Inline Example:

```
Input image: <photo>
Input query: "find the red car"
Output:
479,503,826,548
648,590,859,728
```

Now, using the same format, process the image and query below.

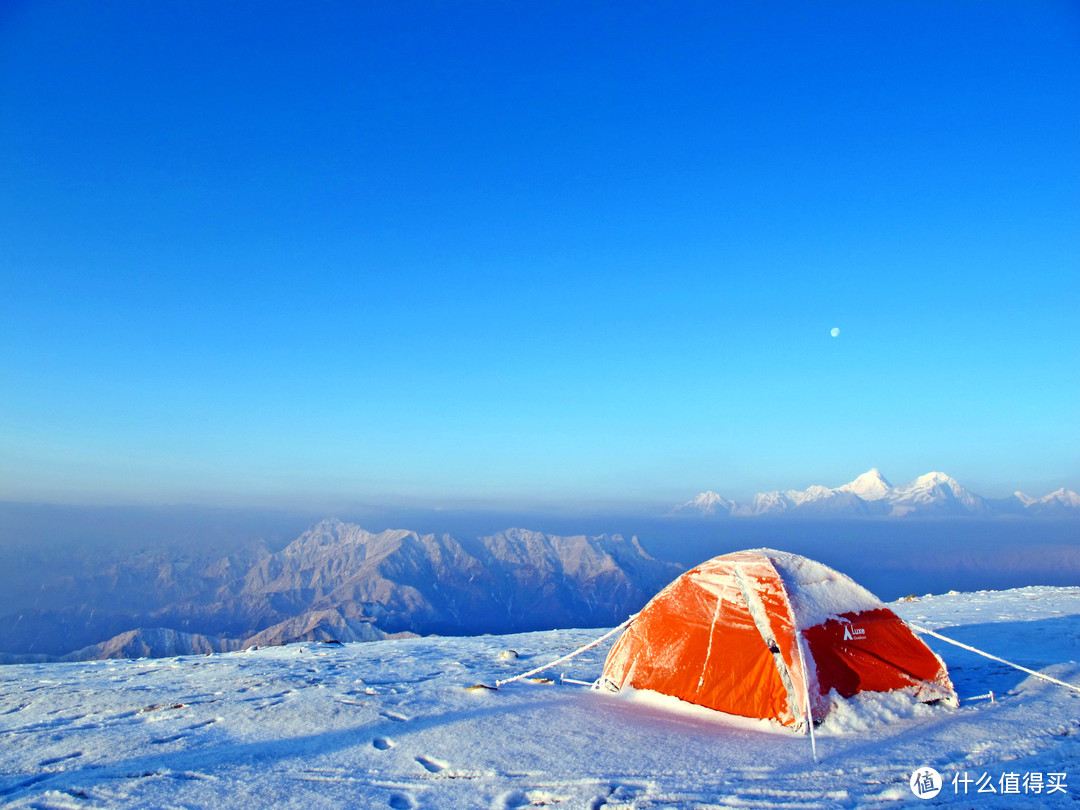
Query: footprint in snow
415,755,448,774
372,737,394,750
498,788,570,808
497,790,530,808
388,794,416,809
150,734,186,745
39,751,83,767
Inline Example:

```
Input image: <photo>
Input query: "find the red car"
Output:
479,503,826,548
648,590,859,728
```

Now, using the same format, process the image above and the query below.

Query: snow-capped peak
798,484,833,501
837,468,893,501
898,471,972,500
1037,488,1080,508
1024,488,1080,514
674,471,1077,519
885,472,991,516
914,471,954,485
675,491,735,515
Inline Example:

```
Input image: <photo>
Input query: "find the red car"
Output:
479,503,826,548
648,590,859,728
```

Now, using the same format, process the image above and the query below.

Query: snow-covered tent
599,549,956,730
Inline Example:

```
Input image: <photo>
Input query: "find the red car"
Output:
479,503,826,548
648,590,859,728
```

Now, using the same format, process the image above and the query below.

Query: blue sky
1,1,1078,509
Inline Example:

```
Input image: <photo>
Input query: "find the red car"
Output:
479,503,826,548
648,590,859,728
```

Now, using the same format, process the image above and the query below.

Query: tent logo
909,766,942,799
842,624,866,641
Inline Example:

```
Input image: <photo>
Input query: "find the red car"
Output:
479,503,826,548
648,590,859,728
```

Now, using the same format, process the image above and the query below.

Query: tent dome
600,549,955,729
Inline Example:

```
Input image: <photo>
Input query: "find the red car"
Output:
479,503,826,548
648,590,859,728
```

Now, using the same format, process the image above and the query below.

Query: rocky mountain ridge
0,521,680,663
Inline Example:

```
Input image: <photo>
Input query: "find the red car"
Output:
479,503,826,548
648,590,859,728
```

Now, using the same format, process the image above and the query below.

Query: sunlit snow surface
2,587,1079,808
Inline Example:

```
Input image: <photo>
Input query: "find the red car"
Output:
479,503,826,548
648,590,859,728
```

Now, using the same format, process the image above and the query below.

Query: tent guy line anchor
493,614,638,689
909,623,1080,695
559,675,595,686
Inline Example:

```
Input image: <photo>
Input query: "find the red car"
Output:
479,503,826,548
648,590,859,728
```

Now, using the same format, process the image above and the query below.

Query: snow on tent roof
758,548,884,629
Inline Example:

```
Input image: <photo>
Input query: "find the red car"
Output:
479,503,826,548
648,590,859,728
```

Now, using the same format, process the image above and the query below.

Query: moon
830,327,840,337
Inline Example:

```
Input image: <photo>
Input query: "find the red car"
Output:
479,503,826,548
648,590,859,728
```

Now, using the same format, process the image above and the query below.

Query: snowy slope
1,587,1078,808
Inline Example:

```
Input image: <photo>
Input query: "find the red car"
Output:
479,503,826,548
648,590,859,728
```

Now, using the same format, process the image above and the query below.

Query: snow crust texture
1,586,1078,808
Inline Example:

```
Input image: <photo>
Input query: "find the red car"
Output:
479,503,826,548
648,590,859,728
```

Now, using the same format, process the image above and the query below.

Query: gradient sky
1,1,1078,509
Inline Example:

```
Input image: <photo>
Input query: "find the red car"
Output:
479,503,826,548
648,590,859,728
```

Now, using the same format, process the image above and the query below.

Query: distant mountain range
674,469,1080,519
0,521,679,664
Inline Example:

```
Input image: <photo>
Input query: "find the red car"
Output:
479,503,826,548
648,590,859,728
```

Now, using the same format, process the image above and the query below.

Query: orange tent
600,549,955,730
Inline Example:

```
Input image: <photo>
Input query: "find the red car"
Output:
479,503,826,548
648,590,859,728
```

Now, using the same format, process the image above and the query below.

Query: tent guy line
492,614,638,688
910,623,1080,694
497,598,1080,710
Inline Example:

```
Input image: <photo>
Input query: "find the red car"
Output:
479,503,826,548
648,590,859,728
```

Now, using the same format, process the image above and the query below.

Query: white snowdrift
0,586,1077,808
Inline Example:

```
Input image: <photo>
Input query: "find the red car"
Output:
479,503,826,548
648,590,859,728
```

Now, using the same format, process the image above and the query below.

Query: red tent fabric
600,549,955,729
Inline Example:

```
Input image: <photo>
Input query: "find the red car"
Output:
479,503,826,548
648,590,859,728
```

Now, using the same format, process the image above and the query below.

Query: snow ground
1,587,1078,809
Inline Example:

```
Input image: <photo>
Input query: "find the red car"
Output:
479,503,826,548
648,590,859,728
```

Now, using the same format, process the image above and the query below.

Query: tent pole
766,560,818,763
794,628,817,761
